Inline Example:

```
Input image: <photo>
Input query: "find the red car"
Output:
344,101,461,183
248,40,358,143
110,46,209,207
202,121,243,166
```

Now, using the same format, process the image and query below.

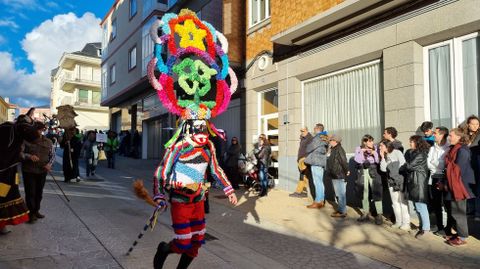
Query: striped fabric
153,140,233,201
170,201,206,257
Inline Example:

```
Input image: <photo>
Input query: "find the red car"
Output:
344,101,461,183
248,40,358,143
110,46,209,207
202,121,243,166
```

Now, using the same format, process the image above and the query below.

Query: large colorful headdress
147,9,237,147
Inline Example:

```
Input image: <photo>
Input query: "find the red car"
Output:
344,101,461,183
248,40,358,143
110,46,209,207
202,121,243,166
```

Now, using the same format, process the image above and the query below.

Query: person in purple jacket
354,134,384,224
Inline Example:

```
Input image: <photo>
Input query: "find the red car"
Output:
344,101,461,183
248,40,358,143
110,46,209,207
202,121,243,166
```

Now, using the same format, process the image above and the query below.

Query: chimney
4,97,9,103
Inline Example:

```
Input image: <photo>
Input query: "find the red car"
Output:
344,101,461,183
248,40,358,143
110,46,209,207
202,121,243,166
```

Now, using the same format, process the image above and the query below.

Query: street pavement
0,151,478,268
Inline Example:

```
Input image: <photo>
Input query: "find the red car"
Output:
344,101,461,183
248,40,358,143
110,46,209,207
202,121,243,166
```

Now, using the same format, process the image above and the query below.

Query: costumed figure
57,105,81,182
0,108,41,234
142,9,239,269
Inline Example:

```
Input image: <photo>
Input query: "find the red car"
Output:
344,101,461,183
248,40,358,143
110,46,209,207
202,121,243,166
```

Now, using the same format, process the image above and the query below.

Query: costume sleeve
208,141,234,196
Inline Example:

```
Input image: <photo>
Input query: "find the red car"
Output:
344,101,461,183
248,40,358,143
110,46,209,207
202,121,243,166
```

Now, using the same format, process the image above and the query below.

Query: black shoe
289,192,307,198
415,230,429,239
177,253,194,269
259,190,267,197
433,229,446,237
375,215,383,225
28,214,37,224
153,241,172,269
35,212,45,219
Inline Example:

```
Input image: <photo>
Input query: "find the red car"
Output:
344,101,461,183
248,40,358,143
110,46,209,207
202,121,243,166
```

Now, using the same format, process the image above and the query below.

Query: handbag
97,149,107,161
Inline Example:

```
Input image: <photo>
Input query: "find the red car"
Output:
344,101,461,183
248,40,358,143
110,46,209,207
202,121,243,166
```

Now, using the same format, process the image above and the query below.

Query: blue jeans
414,202,430,231
311,166,325,202
258,163,268,192
332,179,347,214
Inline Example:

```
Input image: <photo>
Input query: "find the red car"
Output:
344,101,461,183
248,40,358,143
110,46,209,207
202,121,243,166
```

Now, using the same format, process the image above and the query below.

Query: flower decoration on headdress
147,9,237,122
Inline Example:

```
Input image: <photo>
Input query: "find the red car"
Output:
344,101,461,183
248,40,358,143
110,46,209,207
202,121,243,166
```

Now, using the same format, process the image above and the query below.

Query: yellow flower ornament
174,19,207,51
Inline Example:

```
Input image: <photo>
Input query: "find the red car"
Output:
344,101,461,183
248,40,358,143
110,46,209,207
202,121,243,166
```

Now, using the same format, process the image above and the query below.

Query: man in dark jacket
21,122,54,223
290,127,313,198
327,134,350,217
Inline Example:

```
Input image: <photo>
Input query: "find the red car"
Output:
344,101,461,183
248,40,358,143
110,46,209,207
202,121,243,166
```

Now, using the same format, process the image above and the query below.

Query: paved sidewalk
112,156,480,269
0,153,393,269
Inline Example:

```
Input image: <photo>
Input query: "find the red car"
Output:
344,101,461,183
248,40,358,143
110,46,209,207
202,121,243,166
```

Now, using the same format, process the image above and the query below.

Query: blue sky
0,0,112,107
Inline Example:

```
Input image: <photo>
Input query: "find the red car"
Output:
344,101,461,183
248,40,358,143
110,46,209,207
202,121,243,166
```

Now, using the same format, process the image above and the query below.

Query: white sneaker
391,223,401,229
76,177,81,182
400,224,411,231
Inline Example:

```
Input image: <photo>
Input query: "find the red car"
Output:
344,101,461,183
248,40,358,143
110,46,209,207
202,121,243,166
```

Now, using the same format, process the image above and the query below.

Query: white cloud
0,12,102,107
0,0,39,10
46,1,59,9
0,19,19,29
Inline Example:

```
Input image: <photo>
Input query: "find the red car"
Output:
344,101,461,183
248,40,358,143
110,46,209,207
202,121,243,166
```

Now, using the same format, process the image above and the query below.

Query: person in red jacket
443,128,475,246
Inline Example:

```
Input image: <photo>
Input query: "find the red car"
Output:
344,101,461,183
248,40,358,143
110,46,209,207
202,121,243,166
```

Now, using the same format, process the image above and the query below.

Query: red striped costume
153,139,233,257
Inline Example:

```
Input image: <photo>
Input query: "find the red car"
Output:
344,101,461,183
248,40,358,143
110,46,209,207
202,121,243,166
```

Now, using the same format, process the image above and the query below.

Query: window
424,33,479,128
249,0,270,27
79,89,89,103
110,64,116,84
101,67,108,99
92,91,101,105
111,18,117,40
258,88,279,176
303,61,382,152
102,24,108,55
142,17,156,75
129,45,137,70
130,0,137,19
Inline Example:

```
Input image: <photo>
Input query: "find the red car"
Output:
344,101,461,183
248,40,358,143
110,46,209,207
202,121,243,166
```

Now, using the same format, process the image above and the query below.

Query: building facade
0,96,9,124
101,0,245,159
51,42,109,131
245,0,480,191
19,106,52,122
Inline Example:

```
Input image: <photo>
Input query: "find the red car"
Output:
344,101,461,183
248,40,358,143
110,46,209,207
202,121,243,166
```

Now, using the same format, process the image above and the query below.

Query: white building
51,43,109,131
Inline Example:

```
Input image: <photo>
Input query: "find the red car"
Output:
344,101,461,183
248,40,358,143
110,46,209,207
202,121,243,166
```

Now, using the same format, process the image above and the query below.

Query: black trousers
225,166,239,189
430,182,455,231
451,199,469,238
23,172,47,215
305,165,316,200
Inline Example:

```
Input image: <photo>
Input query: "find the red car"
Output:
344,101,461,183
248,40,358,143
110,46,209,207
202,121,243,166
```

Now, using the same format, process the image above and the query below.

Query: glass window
92,91,101,105
261,89,278,115
428,45,452,128
304,61,382,152
142,17,156,75
425,33,480,128
130,0,137,18
129,46,137,70
249,0,270,27
101,67,108,98
110,64,116,84
462,36,479,118
111,18,117,40
79,89,89,103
